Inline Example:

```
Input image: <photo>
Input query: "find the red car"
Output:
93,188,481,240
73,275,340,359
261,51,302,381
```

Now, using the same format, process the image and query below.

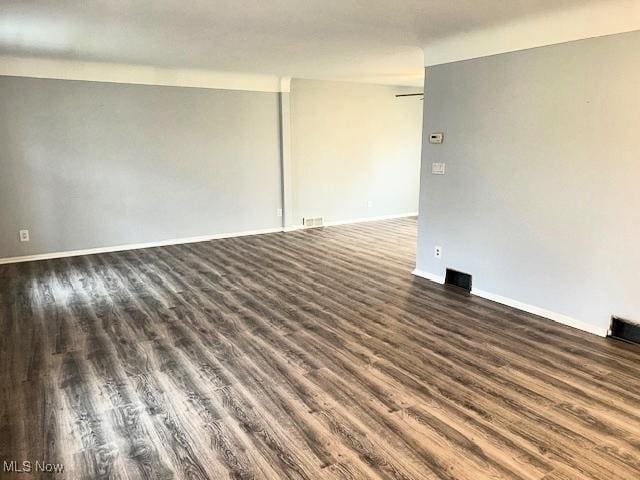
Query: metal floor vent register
444,268,472,293
609,317,640,345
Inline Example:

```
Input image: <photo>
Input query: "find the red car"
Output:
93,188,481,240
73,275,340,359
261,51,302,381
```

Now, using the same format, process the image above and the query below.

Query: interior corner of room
1,2,640,478
0,74,424,261
1,30,639,337
415,29,640,336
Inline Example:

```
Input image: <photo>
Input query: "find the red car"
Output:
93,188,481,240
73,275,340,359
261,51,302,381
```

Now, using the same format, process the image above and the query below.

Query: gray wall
290,79,422,225
0,76,282,258
417,30,640,331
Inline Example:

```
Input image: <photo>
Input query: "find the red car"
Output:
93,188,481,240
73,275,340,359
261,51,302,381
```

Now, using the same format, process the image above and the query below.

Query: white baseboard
0,213,419,265
286,212,419,232
0,227,282,265
412,268,445,284
412,268,608,337
282,225,304,232
326,212,418,227
471,288,608,337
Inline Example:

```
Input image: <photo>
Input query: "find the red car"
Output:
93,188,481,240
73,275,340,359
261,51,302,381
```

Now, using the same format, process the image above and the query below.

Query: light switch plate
429,132,444,144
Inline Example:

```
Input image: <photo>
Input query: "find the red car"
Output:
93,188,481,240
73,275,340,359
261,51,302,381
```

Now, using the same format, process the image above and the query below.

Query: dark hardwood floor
1,217,640,479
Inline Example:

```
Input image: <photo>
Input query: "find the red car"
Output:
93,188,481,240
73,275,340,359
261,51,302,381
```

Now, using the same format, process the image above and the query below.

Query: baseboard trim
0,213,420,265
286,212,419,232
412,268,607,337
412,268,445,284
471,288,608,337
326,212,418,227
0,227,282,265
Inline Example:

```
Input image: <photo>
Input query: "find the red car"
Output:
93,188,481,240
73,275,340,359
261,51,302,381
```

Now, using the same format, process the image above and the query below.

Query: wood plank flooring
1,217,640,479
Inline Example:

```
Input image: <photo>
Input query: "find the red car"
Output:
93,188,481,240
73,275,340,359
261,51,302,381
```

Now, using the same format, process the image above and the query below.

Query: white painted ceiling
0,0,636,86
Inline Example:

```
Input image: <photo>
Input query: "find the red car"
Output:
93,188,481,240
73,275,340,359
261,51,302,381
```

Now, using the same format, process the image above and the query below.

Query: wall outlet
19,229,30,242
276,208,283,217
367,200,373,208
434,245,442,259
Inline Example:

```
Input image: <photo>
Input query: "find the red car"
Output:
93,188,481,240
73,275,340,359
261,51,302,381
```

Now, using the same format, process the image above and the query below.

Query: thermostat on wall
431,163,446,175
429,132,444,144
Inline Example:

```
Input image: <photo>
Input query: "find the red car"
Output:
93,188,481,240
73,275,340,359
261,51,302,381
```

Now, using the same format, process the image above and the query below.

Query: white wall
0,75,424,261
416,30,640,334
290,79,422,225
0,76,282,259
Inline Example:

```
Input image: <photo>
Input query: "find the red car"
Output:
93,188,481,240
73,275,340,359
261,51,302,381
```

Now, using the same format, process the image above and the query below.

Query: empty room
1,1,639,479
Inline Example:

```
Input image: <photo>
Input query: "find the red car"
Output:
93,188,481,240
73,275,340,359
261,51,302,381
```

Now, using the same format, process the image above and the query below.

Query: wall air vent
608,317,640,345
444,268,472,293
303,217,324,228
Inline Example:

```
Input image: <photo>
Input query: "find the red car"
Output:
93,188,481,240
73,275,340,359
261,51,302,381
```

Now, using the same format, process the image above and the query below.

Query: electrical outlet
367,200,373,208
434,245,442,259
19,229,30,242
276,208,283,217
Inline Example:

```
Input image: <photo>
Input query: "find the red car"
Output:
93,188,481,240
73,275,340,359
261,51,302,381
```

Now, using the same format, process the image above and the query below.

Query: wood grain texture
1,217,639,479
